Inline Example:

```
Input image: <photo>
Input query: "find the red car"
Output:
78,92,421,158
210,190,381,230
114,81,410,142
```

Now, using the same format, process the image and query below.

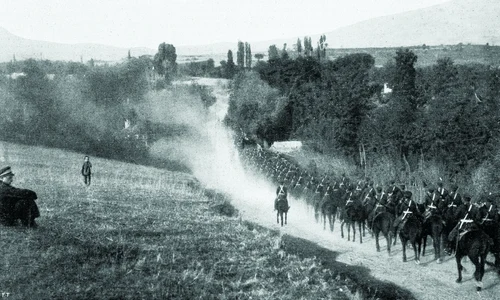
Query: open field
0,141,375,299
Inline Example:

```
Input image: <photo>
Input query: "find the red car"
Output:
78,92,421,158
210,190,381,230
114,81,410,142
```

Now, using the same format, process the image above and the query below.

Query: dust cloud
146,78,315,226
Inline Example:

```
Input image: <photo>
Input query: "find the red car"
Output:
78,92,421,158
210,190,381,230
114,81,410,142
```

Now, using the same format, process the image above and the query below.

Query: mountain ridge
0,0,498,63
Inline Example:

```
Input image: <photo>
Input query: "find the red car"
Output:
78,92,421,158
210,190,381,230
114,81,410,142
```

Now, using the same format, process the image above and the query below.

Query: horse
421,206,445,263
450,229,492,291
321,184,340,232
477,203,500,273
340,195,366,243
399,213,423,264
371,209,394,254
275,195,289,227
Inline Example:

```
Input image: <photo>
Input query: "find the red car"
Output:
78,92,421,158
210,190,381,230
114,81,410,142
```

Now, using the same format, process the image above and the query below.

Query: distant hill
322,0,500,48
1,0,499,63
0,27,155,63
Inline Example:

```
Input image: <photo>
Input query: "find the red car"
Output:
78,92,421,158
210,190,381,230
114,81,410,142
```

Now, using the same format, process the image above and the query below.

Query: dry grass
0,142,351,300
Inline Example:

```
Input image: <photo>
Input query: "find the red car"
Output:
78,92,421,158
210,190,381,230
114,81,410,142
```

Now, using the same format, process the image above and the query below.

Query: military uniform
0,167,39,227
447,198,480,252
275,184,288,211
393,191,421,231
368,187,387,225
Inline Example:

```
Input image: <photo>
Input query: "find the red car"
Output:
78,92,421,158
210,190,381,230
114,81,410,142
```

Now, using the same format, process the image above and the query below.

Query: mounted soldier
436,180,449,202
386,180,403,205
274,180,289,212
446,195,480,254
393,191,422,234
447,184,462,207
367,186,388,225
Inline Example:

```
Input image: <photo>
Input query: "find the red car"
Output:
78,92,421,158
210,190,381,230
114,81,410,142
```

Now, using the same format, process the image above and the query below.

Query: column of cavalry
239,145,500,291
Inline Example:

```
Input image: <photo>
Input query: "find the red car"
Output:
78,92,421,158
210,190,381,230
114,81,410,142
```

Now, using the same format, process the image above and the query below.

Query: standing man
0,166,40,228
81,156,92,186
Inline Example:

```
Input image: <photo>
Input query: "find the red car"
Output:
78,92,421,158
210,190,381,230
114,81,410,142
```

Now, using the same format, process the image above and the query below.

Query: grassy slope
0,142,353,300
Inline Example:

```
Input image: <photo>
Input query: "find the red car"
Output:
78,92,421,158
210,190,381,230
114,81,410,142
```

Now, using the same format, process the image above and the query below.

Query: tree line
225,48,500,192
0,42,212,171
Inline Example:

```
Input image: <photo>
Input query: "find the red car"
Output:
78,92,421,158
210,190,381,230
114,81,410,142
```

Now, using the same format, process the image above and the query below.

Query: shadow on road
281,234,417,300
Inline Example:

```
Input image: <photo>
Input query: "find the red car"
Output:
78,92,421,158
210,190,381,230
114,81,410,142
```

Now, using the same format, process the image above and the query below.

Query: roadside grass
0,142,350,300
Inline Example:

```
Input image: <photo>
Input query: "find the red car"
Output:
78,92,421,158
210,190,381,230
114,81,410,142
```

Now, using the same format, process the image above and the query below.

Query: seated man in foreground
0,166,40,228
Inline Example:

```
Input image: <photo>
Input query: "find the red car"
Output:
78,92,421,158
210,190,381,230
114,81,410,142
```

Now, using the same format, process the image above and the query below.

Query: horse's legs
468,252,484,291
375,230,380,252
393,228,398,246
341,221,345,239
413,240,420,264
359,222,363,244
351,222,355,242
401,238,407,262
434,234,441,263
348,221,352,241
362,220,366,237
280,212,284,227
330,214,335,232
386,231,392,254
456,254,464,283
277,211,279,224
314,203,320,223
285,212,287,225
422,235,427,257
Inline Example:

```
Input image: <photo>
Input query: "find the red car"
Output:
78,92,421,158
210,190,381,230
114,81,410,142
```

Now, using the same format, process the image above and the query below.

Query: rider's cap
0,166,14,178
404,191,412,199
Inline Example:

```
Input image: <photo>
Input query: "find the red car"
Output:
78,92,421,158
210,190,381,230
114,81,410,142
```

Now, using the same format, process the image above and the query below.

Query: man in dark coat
81,156,92,186
0,166,40,228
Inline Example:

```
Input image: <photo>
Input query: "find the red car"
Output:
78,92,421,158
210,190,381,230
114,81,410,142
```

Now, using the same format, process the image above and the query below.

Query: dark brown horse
399,213,423,264
422,207,445,263
276,195,289,227
450,229,492,291
321,183,340,232
372,209,394,254
341,193,365,243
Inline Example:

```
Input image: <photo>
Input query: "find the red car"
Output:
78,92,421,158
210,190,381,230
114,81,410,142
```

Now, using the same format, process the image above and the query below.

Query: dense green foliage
226,48,500,186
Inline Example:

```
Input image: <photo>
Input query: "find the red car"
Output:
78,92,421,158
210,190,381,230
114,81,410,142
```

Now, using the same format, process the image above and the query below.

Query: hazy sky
0,0,452,48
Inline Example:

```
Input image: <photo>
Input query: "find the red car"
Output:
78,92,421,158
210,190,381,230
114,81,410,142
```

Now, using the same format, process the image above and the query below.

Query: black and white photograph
1,0,500,298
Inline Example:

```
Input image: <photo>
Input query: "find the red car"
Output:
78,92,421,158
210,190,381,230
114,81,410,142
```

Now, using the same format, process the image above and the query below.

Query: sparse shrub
210,200,238,217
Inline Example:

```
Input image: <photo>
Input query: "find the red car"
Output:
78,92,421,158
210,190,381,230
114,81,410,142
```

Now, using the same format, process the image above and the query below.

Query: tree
296,38,303,55
254,53,264,62
245,42,252,69
431,57,458,97
393,49,418,121
153,43,177,82
224,50,236,78
318,35,328,59
268,45,279,60
237,41,245,68
303,36,313,56
281,43,289,60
